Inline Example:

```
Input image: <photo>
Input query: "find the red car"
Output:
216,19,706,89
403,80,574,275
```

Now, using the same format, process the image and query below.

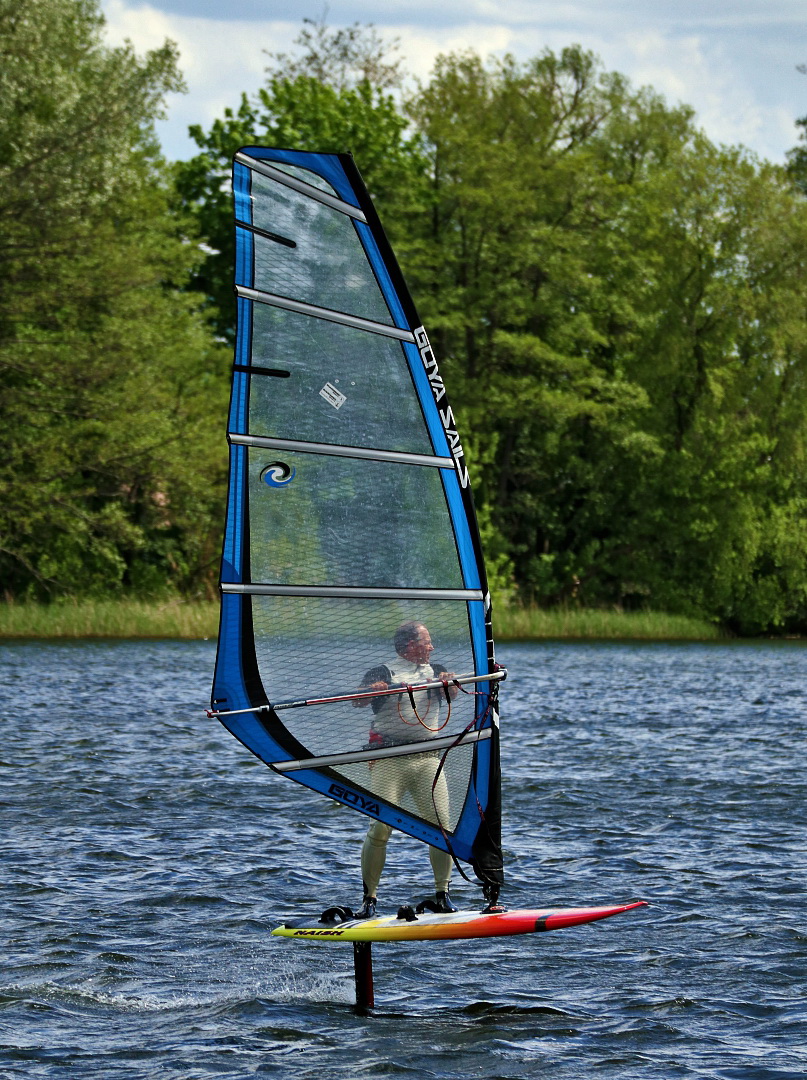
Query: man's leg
411,756,457,910
429,844,452,893
361,820,392,904
357,758,405,914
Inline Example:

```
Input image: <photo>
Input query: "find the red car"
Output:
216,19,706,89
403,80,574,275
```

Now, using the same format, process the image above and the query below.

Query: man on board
352,620,460,918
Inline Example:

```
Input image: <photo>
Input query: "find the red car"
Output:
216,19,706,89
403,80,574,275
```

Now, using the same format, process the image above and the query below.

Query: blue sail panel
211,147,503,883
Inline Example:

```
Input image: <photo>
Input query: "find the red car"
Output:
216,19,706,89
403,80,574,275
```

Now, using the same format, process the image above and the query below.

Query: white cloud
592,29,799,160
392,24,517,82
102,0,301,157
100,0,802,162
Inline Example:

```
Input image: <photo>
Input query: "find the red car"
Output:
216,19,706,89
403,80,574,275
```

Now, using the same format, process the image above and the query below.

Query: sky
99,0,807,164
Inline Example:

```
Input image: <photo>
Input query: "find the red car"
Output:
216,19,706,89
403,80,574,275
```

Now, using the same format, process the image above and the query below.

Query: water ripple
1,639,806,1078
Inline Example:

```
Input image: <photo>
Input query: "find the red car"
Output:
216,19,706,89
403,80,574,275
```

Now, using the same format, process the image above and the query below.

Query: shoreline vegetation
0,598,735,642
4,12,807,639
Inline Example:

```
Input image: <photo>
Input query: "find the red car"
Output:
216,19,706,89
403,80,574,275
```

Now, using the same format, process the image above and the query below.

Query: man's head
394,621,434,664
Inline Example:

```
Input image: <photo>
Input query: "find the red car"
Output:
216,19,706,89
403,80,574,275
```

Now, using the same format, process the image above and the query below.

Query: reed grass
494,603,724,641
0,598,220,639
0,597,724,641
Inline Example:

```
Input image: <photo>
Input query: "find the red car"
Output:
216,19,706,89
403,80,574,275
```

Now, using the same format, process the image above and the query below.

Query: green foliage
494,603,723,641
606,148,807,633
0,0,229,600
0,597,721,642
402,47,807,633
174,34,807,633
5,7,807,635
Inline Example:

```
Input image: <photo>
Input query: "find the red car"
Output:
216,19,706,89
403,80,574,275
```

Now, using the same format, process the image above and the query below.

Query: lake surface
1,638,806,1079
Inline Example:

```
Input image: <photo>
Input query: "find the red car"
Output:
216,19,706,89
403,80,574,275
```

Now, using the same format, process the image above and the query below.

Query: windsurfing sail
210,147,504,894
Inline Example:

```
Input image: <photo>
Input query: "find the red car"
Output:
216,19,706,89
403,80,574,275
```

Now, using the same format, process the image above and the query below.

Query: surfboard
272,901,648,943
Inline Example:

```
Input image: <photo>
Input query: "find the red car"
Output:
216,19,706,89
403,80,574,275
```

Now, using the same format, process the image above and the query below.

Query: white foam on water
265,954,355,1005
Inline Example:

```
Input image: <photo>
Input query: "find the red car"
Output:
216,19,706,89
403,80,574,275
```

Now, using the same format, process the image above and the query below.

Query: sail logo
329,782,380,815
319,382,346,409
260,461,296,488
413,327,469,488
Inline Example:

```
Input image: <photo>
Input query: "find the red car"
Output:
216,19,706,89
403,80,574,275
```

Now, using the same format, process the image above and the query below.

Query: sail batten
273,728,493,772
235,218,297,248
228,432,454,469
234,151,368,220
212,147,504,889
235,285,415,340
221,584,484,600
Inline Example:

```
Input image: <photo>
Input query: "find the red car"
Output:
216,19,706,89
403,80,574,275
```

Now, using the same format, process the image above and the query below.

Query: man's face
404,625,434,665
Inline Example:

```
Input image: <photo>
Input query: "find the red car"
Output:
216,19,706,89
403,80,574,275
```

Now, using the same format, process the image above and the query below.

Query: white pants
361,753,452,898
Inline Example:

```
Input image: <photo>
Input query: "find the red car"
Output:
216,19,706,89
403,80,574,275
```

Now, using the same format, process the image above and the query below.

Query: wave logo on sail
260,461,296,488
414,326,469,488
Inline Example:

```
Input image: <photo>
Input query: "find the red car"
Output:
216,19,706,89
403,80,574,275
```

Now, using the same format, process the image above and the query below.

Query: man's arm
352,664,391,707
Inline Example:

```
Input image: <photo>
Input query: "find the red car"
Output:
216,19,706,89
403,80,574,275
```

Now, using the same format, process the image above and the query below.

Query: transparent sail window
256,161,340,195
251,593,477,736
250,594,478,835
250,175,392,323
247,304,433,454
337,743,474,833
247,448,463,589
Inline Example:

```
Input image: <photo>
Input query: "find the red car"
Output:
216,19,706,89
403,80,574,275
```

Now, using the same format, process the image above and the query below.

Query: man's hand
352,680,389,707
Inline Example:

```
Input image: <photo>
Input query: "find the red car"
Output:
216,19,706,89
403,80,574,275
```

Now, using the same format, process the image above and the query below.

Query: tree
583,139,807,632
266,13,404,92
404,47,807,630
0,0,229,600
787,63,807,188
402,48,678,601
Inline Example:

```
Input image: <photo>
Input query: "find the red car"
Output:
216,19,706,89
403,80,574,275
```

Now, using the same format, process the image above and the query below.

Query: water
2,638,806,1079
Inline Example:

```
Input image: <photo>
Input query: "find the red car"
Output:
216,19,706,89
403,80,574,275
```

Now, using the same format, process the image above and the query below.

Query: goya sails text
210,147,504,889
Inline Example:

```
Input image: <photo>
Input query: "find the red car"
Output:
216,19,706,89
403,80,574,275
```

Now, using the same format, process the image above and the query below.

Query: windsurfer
352,620,460,918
